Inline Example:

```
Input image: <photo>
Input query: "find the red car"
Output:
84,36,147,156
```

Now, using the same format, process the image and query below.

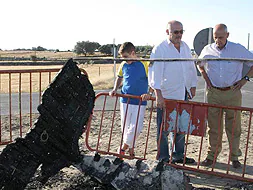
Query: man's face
213,28,229,49
167,23,184,44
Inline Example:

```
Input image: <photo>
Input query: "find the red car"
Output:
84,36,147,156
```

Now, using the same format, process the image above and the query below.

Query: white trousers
120,103,146,147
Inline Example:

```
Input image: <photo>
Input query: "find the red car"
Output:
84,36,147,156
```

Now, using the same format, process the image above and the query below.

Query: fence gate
86,92,253,183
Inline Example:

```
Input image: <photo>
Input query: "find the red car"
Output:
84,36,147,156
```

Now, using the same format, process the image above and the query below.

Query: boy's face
120,50,135,64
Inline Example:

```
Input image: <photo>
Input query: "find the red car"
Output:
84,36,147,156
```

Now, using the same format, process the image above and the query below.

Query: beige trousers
206,87,242,161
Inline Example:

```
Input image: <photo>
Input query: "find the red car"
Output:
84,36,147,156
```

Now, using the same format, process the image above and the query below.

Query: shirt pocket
226,61,240,74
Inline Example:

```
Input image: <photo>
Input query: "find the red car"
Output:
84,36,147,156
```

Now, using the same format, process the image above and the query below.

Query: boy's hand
141,93,152,101
109,89,117,96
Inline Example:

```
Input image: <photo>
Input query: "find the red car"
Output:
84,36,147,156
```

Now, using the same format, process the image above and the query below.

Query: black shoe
232,160,241,168
173,157,195,164
201,158,213,166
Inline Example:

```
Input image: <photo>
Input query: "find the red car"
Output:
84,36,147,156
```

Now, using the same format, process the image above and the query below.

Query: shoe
201,158,213,166
119,149,125,155
129,148,135,157
173,157,195,164
117,148,125,160
232,160,241,168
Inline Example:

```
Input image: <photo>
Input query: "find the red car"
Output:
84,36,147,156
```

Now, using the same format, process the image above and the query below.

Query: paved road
0,77,253,115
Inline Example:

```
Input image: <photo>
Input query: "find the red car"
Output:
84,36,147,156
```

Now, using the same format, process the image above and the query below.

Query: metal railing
86,92,253,182
0,57,252,182
0,68,60,145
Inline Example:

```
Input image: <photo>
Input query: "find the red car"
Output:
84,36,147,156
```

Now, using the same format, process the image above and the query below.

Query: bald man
198,24,253,168
149,20,198,164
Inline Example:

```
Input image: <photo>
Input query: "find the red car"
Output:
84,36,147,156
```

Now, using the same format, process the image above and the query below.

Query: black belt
212,86,232,91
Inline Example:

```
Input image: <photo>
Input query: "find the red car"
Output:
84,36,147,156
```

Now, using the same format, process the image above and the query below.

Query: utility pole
203,27,213,103
113,38,116,82
247,33,250,50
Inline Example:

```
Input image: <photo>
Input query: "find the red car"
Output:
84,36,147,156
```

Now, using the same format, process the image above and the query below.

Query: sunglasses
173,30,184,35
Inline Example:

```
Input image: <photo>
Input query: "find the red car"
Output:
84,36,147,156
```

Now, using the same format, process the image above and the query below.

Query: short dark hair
118,42,135,54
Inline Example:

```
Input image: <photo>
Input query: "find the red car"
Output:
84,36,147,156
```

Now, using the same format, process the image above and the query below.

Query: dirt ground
0,109,253,189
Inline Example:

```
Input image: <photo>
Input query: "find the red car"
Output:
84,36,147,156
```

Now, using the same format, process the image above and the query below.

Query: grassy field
0,49,120,93
0,63,120,93
0,50,76,59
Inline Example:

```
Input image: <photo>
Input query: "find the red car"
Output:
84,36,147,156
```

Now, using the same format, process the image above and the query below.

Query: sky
1,0,253,51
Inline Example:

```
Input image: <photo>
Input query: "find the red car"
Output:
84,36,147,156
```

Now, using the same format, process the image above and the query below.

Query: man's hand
154,89,165,109
232,79,247,91
206,80,213,89
156,96,165,109
198,65,213,89
189,87,196,99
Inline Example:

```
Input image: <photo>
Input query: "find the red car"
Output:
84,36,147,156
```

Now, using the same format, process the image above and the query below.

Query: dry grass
0,50,75,59
0,50,104,59
0,64,120,93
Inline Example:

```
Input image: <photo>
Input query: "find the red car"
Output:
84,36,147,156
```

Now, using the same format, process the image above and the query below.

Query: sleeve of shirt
237,44,253,67
198,45,208,67
149,46,164,90
185,44,198,87
191,62,198,87
141,61,149,77
117,61,125,78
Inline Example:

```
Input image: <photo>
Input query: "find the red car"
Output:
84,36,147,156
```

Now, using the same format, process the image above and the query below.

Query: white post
208,27,212,44
248,33,250,50
203,27,213,103
113,38,116,82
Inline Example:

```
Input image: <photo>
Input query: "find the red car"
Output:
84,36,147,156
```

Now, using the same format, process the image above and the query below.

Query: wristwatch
243,75,250,81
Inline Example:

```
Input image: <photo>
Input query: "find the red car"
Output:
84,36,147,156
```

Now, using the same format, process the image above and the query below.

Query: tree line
0,42,153,56
73,41,153,56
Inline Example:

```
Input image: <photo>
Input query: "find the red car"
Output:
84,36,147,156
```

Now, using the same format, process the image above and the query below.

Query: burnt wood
0,58,95,190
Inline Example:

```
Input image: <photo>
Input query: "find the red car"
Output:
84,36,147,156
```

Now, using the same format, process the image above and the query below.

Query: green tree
31,46,46,51
74,41,100,55
99,44,113,55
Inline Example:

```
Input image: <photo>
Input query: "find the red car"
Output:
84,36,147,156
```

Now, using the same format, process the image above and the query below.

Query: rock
75,153,190,190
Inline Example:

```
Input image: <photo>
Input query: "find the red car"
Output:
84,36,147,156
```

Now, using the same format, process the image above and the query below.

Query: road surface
0,77,253,115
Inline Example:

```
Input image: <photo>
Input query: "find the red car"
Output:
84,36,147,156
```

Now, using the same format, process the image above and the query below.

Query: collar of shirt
214,40,229,51
166,38,183,47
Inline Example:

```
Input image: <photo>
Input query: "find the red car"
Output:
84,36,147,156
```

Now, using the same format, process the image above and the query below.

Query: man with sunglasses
198,24,253,168
149,20,198,164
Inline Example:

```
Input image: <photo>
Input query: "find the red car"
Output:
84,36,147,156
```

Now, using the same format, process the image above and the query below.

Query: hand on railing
141,93,152,101
109,89,117,96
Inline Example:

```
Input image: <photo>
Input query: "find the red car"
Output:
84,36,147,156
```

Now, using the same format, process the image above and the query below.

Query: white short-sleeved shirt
199,41,253,87
149,39,198,100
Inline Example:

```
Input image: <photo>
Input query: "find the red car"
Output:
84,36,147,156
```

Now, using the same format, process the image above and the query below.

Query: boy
109,42,152,157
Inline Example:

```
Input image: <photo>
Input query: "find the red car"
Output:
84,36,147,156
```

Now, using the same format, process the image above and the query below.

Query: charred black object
0,58,95,190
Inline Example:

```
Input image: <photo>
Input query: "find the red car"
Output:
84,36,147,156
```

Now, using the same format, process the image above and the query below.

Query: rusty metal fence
0,57,252,182
0,68,60,145
86,92,253,182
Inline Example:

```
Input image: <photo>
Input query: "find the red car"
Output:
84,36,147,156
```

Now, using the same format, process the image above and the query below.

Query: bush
30,55,37,61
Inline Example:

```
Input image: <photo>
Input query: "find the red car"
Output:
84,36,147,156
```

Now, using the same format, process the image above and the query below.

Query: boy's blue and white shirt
118,61,149,105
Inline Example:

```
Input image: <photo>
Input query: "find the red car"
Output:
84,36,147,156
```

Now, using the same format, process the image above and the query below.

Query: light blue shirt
199,41,253,87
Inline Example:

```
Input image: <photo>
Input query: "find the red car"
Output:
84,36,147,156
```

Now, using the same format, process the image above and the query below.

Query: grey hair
166,20,183,31
215,24,228,32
